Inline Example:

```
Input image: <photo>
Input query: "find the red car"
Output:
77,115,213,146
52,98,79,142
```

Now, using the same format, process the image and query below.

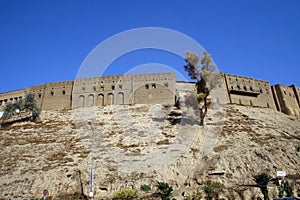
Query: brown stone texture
0,72,299,117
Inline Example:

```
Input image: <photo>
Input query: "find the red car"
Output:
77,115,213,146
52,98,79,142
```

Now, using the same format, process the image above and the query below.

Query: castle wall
210,73,230,105
0,89,26,111
41,81,73,110
0,72,299,117
224,74,276,109
133,72,175,105
72,74,133,108
272,84,300,116
30,84,46,109
290,84,300,108
72,72,176,108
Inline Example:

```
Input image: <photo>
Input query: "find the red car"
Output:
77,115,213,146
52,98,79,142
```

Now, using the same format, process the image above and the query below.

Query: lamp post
87,120,95,200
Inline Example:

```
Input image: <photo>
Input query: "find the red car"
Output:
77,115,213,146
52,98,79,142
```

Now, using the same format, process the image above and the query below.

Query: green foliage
156,182,173,200
283,181,293,197
253,173,272,200
1,92,40,122
112,188,138,200
184,51,219,126
24,92,36,111
140,184,151,193
277,182,284,198
202,181,224,200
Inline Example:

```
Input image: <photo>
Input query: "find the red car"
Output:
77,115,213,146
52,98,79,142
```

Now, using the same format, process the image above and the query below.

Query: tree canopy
184,51,219,126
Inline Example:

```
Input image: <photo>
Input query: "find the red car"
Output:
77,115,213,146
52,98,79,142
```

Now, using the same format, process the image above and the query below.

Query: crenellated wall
0,72,299,117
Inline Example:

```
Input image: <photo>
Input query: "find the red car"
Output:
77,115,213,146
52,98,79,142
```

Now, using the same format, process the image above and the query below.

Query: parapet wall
0,72,299,116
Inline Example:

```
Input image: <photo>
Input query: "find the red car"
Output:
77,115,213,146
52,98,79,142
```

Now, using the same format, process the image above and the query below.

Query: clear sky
1,0,300,93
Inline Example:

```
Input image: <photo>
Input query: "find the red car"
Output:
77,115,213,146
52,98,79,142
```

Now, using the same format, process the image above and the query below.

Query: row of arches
77,92,125,107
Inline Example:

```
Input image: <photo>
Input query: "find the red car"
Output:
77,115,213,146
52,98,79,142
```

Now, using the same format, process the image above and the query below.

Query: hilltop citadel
0,72,299,116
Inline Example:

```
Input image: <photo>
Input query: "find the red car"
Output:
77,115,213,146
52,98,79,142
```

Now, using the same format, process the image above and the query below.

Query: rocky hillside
0,101,299,199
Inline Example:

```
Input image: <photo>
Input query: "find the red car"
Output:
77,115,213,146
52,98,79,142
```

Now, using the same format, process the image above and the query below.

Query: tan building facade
0,72,299,117
224,74,276,109
272,84,300,116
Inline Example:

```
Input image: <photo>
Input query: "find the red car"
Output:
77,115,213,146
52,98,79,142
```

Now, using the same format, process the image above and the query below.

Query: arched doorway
118,92,124,105
98,94,104,106
88,94,94,106
79,95,85,107
107,93,114,105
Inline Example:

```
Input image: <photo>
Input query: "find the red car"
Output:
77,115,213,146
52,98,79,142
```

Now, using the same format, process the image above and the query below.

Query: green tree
24,92,40,121
2,99,24,119
1,92,40,122
156,182,173,200
184,51,219,126
253,173,272,200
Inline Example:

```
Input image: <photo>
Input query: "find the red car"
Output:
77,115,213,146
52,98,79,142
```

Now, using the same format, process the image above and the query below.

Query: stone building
72,72,176,108
0,89,26,107
224,74,276,109
271,84,300,116
0,71,299,117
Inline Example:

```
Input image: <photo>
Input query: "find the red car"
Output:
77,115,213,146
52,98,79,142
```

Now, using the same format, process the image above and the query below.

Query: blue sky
0,0,300,93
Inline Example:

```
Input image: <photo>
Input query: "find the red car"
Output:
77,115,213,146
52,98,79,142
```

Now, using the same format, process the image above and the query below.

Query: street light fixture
87,120,95,200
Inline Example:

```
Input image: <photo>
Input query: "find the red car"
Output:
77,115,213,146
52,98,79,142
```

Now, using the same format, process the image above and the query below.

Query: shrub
283,181,293,197
140,184,151,193
156,182,173,200
202,181,224,200
253,173,272,200
112,188,138,200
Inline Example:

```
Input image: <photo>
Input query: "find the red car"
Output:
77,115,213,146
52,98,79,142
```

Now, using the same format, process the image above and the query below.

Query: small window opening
100,86,104,91
112,85,115,90
164,83,168,88
119,85,122,89
244,86,247,91
152,84,156,89
38,94,42,98
62,91,66,95
145,84,149,89
51,91,54,96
